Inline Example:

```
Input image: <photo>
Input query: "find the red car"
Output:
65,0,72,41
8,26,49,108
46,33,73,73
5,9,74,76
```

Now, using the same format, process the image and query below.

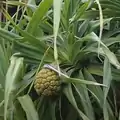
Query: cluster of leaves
1,0,120,120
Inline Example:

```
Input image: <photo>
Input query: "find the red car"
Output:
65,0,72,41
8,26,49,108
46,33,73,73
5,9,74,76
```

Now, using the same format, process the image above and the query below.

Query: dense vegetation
1,0,120,120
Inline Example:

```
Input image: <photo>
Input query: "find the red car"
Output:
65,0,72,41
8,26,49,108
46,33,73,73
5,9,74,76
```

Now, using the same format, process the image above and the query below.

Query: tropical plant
0,0,120,120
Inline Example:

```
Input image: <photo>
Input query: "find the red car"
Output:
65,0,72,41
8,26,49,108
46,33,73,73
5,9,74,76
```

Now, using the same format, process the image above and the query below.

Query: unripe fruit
34,68,61,96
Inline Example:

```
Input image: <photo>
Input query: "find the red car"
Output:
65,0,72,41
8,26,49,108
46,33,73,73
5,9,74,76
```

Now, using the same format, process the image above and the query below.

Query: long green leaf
83,68,115,119
70,0,90,22
26,0,53,35
18,95,39,120
53,0,62,66
87,64,120,81
103,57,112,120
2,9,46,50
63,84,90,120
73,71,95,120
86,32,120,69
4,56,24,120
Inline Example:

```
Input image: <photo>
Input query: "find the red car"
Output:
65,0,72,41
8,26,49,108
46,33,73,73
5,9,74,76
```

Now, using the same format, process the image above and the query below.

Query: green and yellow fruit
34,67,61,96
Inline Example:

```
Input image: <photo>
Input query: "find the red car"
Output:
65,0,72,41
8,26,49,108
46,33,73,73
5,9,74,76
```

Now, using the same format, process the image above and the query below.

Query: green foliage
0,0,120,120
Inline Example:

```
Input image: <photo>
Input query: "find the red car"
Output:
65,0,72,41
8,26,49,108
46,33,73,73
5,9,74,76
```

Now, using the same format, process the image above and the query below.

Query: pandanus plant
1,0,120,120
